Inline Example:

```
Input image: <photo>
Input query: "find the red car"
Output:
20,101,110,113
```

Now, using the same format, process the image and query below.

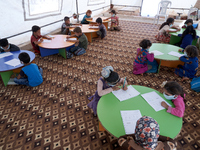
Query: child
96,17,107,39
31,25,51,54
177,25,198,49
0,38,20,53
61,16,72,35
156,18,180,43
182,19,193,28
14,52,43,87
108,10,120,31
161,81,185,118
81,10,92,24
133,39,154,75
175,45,198,81
66,27,88,56
88,66,128,115
118,116,177,150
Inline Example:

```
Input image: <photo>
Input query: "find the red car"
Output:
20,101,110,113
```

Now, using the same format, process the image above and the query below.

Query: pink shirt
167,95,185,118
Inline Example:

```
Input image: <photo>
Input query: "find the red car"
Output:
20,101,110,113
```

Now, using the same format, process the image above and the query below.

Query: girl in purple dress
88,66,128,116
133,39,154,75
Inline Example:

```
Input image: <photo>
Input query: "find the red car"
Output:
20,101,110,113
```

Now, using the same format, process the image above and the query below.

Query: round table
149,43,184,72
0,50,35,86
38,35,75,58
70,25,99,43
86,17,110,30
97,85,182,139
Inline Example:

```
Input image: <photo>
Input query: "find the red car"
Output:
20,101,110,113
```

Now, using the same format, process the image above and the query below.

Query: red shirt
31,35,42,53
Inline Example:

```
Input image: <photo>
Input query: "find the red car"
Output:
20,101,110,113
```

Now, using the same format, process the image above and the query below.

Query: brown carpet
0,21,200,150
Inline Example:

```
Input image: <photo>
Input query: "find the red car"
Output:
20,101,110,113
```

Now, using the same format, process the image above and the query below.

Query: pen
123,77,126,89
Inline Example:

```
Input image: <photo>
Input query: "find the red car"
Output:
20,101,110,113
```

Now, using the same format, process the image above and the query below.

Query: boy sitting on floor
96,17,107,39
14,52,43,87
0,38,20,53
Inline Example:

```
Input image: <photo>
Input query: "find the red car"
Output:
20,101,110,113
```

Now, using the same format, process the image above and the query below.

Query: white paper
4,58,21,67
0,52,13,59
48,35,54,38
70,25,81,28
168,51,184,57
141,91,171,112
89,26,99,29
168,28,177,32
150,50,164,56
121,110,142,134
42,39,51,43
112,86,140,101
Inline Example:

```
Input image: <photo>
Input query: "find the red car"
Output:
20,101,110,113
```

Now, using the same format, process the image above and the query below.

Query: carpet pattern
0,21,200,150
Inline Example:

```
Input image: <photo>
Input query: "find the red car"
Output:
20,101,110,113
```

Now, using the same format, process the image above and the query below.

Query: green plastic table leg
157,60,161,74
169,35,181,45
192,38,197,46
58,48,66,59
0,71,13,86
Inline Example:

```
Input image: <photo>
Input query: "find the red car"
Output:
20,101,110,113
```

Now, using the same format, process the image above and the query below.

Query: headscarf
101,66,114,78
135,116,160,150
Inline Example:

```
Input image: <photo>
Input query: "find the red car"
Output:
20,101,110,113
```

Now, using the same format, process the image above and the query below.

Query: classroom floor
0,20,200,150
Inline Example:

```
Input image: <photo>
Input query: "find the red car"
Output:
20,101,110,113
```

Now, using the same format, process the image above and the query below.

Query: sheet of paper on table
112,86,140,101
42,39,51,43
48,35,54,38
0,52,13,59
150,50,164,56
71,25,81,28
168,28,177,32
121,110,142,134
89,26,99,29
141,91,171,112
65,38,77,41
168,51,184,57
4,58,21,67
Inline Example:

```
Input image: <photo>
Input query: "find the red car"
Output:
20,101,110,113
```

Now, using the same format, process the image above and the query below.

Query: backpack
145,60,159,73
190,77,200,92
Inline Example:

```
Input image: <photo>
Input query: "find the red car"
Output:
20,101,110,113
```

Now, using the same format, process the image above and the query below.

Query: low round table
149,43,184,72
97,85,182,138
0,50,35,86
38,35,75,58
86,17,110,30
70,25,99,43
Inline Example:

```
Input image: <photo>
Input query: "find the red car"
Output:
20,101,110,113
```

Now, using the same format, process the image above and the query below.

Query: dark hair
86,10,92,15
181,25,196,40
104,70,120,84
184,19,193,25
139,39,152,49
164,81,184,98
96,17,102,24
185,45,199,57
159,18,174,30
111,10,116,14
73,27,82,33
18,52,30,63
64,16,69,21
0,38,8,47
32,25,40,33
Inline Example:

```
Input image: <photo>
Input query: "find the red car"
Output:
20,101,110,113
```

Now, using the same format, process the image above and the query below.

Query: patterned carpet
0,21,200,150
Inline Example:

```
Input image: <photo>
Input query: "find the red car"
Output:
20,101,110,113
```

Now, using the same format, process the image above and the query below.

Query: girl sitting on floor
87,66,127,116
175,45,199,81
133,39,154,75
156,18,180,43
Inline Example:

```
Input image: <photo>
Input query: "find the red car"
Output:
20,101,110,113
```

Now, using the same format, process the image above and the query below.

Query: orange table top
69,24,99,33
86,17,111,23
38,35,75,49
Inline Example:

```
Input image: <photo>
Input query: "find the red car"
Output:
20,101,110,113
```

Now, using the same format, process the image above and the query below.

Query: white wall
112,0,142,6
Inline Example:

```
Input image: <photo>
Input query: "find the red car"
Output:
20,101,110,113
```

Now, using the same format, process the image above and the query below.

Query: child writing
133,39,154,75
14,52,43,87
161,81,185,118
177,25,198,49
88,66,128,115
0,38,20,53
118,116,177,150
182,19,193,28
96,17,107,39
31,25,51,54
176,45,198,81
156,18,180,43
66,27,88,56
81,10,92,24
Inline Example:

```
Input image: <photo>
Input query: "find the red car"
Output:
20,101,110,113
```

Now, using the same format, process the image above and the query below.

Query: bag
190,77,200,92
145,60,158,73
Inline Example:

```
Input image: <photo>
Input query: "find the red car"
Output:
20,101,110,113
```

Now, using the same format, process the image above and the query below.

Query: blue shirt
81,15,91,24
22,64,43,87
178,34,199,49
180,56,198,74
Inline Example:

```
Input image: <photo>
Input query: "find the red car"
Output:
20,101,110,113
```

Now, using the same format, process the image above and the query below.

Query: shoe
7,78,18,85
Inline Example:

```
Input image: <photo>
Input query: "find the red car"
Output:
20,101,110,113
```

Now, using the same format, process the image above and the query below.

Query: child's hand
161,101,169,109
178,49,183,52
112,86,120,91
177,28,181,31
122,86,128,91
47,37,52,40
40,38,43,42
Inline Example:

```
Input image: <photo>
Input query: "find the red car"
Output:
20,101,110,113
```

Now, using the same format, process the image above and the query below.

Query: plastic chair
188,7,198,21
154,0,172,24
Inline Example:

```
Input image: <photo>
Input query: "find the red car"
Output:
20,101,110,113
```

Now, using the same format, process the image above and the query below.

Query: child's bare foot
182,77,189,81
141,73,143,76
174,73,178,77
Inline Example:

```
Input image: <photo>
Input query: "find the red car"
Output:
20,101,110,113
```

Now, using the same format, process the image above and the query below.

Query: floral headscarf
135,116,160,150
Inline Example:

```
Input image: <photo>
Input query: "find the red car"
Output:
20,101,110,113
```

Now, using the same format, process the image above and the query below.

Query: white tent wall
112,0,142,6
0,0,109,47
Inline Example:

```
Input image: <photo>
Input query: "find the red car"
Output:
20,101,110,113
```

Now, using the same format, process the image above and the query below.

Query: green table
169,28,200,45
97,85,182,139
149,43,184,72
